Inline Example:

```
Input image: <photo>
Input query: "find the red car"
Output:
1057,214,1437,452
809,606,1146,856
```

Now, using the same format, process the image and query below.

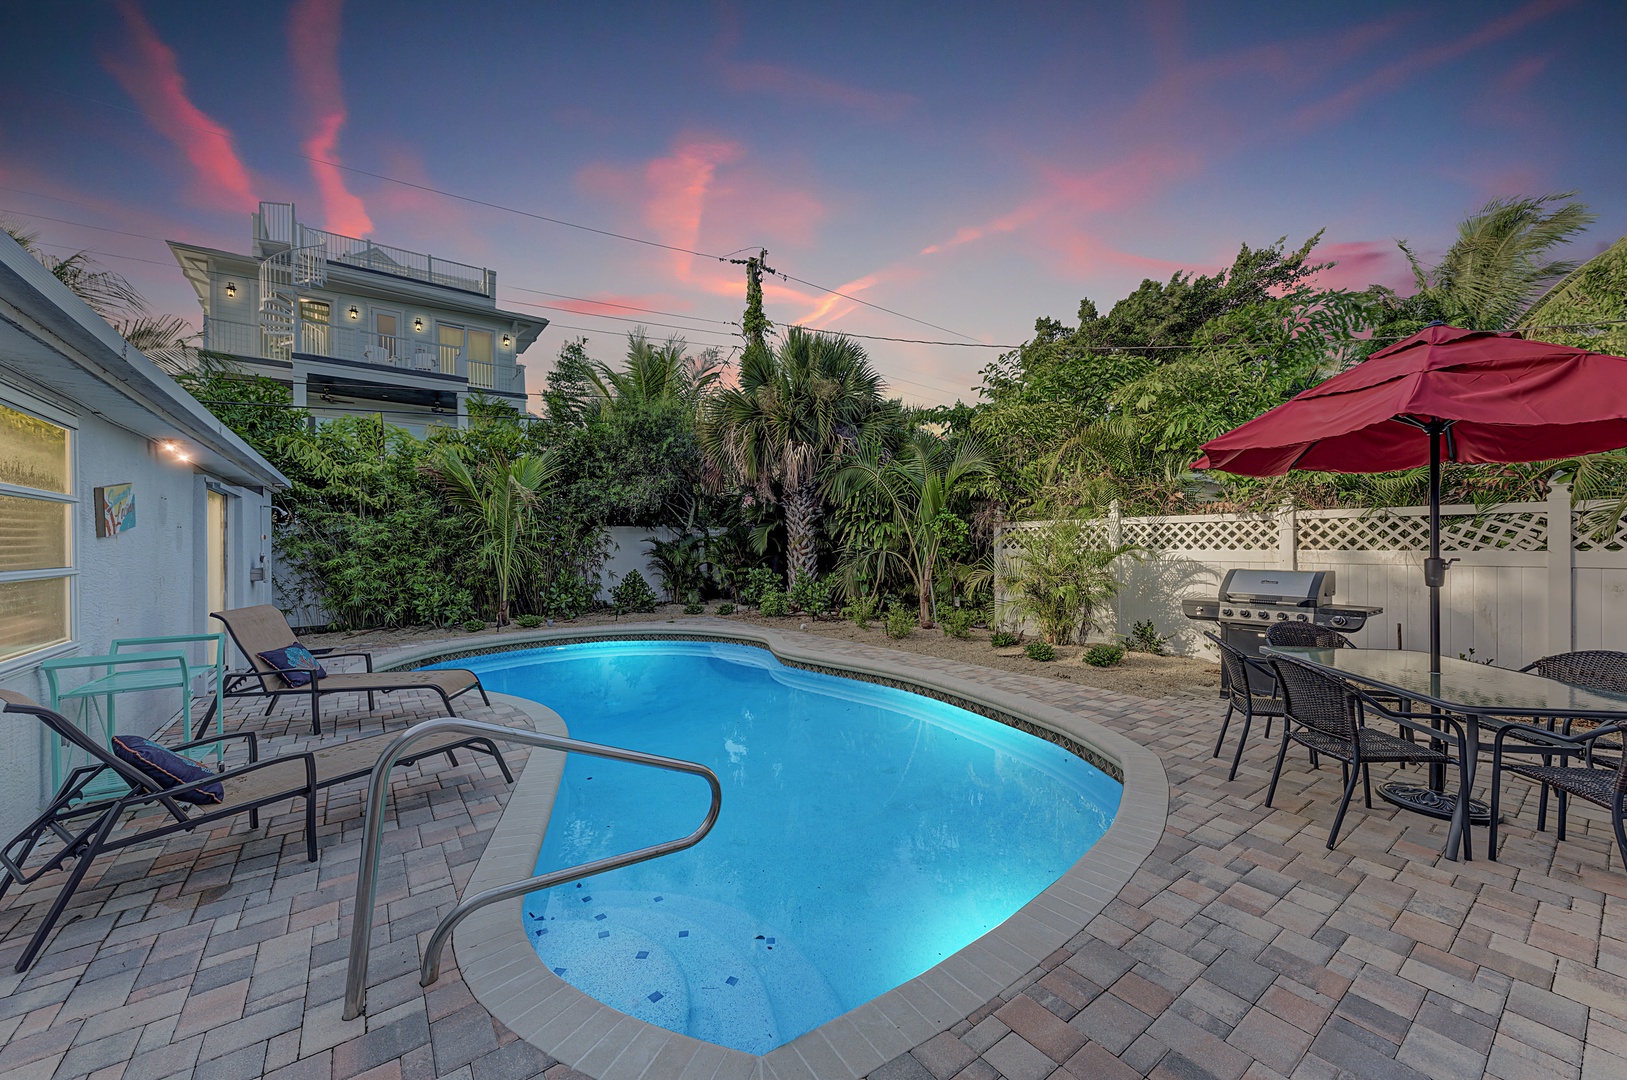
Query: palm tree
831,431,989,627
1382,193,1596,331
5,221,202,372
425,446,561,625
699,328,899,585
570,330,726,415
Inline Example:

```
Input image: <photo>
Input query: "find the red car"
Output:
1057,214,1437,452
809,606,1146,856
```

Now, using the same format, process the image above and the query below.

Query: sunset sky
2,0,1624,408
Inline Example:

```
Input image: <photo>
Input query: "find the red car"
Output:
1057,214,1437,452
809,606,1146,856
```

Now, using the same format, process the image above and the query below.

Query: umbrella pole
1427,424,1442,675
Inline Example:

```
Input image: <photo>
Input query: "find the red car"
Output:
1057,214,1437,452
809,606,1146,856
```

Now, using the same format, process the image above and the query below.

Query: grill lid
1218,569,1336,606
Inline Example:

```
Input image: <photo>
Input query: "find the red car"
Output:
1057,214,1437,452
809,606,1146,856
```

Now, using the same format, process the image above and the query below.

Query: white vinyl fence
997,483,1627,669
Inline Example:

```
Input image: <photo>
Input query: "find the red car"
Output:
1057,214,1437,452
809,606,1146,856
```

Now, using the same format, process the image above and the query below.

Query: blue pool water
433,641,1120,1053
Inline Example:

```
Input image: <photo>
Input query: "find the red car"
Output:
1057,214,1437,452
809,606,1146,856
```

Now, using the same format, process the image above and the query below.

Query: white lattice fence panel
1573,509,1627,552
1297,509,1547,552
1121,515,1278,551
1001,521,1109,559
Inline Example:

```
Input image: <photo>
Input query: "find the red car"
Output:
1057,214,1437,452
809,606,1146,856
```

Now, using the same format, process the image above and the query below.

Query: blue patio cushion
257,643,328,688
111,736,225,805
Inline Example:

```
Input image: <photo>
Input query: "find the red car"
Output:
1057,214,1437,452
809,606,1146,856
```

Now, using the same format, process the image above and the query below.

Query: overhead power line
501,284,739,325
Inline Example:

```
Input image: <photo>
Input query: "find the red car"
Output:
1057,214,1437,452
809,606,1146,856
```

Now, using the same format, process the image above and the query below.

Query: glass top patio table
1262,647,1627,721
1262,646,1627,860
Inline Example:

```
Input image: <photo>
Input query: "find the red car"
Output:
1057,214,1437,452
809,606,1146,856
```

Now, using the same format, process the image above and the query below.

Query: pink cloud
576,136,830,303
1305,240,1415,292
711,5,913,121
289,0,372,236
1290,0,1580,131
719,62,916,122
919,146,1201,276
102,0,256,212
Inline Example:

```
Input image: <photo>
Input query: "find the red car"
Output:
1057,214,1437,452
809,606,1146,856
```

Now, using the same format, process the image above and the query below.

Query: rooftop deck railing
254,202,496,297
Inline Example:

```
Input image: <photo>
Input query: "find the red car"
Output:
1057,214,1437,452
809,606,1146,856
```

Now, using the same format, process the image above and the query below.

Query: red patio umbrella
1194,323,1627,672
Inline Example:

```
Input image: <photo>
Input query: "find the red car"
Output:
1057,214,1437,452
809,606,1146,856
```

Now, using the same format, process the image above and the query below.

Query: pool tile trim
375,621,1168,1080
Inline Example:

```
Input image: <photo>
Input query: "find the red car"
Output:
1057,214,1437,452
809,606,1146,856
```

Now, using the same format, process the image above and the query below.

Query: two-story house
168,202,547,430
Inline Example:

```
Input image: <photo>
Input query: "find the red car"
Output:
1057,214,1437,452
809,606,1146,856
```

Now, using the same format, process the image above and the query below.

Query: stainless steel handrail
341,717,723,1020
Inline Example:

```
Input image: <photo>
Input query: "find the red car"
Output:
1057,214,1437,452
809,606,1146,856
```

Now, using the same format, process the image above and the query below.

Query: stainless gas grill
1183,570,1382,683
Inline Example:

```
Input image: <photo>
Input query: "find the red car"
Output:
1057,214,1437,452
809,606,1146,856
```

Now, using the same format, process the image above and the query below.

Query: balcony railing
254,202,495,297
203,316,525,395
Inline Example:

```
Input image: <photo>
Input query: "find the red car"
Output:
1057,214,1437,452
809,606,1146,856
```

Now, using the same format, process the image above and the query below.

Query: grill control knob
1257,610,1270,619
1220,608,1233,617
1295,613,1309,622
1276,612,1288,621
1329,615,1349,627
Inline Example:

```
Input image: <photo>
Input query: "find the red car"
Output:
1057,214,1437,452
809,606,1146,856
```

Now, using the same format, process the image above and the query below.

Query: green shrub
738,567,780,607
683,602,705,615
787,572,836,617
538,572,599,620
715,602,735,616
1025,641,1056,661
998,520,1137,645
842,594,880,629
990,630,1020,648
461,618,487,632
758,589,790,617
1084,643,1126,667
611,570,659,614
1124,619,1168,655
514,614,545,629
940,606,976,639
885,605,914,639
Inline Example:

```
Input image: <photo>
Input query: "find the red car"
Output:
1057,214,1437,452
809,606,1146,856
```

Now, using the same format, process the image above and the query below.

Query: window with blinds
0,401,74,664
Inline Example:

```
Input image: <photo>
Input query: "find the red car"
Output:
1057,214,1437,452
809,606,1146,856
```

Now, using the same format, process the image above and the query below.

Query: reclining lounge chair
204,605,490,737
0,690,513,971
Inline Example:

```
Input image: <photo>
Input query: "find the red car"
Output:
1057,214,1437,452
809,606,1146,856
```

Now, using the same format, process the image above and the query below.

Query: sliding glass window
0,400,75,664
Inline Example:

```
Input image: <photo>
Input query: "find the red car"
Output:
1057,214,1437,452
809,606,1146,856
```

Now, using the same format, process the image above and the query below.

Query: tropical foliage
699,328,901,584
13,187,1623,637
831,431,989,626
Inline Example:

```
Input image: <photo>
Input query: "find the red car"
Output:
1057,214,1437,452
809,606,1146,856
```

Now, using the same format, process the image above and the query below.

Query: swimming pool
435,640,1120,1054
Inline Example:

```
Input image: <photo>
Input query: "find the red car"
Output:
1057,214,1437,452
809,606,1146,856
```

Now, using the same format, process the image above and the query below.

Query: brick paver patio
1,621,1623,1080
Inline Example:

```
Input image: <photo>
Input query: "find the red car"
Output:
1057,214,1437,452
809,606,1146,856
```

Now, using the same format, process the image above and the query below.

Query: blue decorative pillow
258,643,328,687
111,736,224,805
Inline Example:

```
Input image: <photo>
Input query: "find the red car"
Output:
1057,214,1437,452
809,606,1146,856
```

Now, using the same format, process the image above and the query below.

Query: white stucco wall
0,406,273,837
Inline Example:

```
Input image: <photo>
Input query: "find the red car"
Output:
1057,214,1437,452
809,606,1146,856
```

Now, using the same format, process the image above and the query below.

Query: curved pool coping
374,622,1169,1080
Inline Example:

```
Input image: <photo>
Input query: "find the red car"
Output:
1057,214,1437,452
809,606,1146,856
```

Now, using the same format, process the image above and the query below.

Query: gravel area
302,604,1220,699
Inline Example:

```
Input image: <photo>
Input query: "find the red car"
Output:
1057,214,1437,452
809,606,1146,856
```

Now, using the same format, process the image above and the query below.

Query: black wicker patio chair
1488,720,1627,869
1207,632,1286,781
1516,651,1627,833
1266,655,1472,854
1265,623,1356,650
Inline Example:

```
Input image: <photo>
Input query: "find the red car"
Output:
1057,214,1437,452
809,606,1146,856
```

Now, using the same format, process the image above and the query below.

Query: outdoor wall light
414,318,424,332
348,305,360,320
159,440,190,462
502,334,512,348
225,281,237,298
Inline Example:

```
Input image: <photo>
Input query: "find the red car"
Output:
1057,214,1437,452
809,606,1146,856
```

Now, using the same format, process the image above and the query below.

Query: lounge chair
203,605,489,737
0,690,513,971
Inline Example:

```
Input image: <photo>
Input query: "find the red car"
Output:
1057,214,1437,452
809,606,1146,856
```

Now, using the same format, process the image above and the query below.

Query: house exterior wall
0,396,273,836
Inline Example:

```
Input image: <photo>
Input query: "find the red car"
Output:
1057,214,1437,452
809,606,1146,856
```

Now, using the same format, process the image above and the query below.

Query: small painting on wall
94,483,136,537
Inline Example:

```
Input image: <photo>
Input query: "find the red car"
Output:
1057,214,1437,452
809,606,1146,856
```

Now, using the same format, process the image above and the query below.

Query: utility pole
729,248,775,351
